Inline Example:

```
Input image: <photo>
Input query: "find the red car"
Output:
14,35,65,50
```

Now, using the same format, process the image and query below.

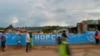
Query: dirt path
0,44,100,56
0,49,58,56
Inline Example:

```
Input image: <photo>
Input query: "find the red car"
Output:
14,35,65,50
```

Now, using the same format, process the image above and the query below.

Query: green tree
0,28,4,30
5,24,14,29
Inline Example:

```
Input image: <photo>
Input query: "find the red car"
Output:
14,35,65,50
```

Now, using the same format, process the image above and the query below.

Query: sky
0,0,100,27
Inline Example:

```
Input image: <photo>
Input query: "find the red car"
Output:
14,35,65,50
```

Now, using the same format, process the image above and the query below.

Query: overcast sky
0,0,100,27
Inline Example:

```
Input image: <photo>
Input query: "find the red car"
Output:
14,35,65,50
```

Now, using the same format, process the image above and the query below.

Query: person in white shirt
26,31,31,52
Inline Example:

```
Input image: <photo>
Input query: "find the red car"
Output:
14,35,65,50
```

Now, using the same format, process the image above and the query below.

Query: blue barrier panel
67,33,95,44
68,34,86,44
0,31,98,45
21,34,26,45
6,34,18,45
0,34,26,46
33,34,61,45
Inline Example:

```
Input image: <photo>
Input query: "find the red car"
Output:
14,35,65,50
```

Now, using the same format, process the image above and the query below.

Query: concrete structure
68,20,100,33
0,30,4,33
77,20,100,33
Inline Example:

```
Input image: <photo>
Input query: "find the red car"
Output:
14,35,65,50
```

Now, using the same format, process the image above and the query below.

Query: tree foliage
5,24,14,29
42,26,61,33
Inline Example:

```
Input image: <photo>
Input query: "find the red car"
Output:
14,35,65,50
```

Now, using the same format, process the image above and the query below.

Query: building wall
77,20,100,33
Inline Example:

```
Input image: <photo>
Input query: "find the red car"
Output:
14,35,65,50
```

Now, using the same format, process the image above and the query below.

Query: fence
0,31,98,45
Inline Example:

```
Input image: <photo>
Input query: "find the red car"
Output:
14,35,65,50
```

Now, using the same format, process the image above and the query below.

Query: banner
0,31,97,45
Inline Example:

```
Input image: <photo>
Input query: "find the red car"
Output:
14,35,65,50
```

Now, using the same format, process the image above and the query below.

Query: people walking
95,31,100,45
0,32,6,52
29,32,34,49
26,31,31,52
95,27,100,45
57,37,70,56
62,30,67,41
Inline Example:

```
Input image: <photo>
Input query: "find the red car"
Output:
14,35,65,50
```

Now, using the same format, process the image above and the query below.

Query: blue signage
0,31,97,45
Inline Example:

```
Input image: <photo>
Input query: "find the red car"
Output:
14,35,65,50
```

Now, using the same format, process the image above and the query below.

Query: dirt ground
0,46,59,56
0,44,100,56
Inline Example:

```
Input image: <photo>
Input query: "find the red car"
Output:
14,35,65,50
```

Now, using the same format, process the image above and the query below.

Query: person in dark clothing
62,30,67,41
61,30,71,55
56,37,62,44
95,31,99,45
0,32,6,52
29,32,34,49
62,30,67,37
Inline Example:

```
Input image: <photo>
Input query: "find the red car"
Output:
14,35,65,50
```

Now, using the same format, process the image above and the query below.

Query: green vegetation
41,26,62,33
0,27,4,30
0,24,67,33
6,24,14,29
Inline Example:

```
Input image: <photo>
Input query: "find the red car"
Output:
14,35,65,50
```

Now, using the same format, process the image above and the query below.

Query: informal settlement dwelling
68,20,100,33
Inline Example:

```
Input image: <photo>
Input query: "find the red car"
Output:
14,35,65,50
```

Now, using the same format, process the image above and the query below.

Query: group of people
0,31,34,52
0,30,70,56
1,29,100,56
57,29,100,56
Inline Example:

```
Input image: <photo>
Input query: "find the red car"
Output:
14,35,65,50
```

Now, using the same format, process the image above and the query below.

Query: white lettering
51,35,56,40
40,35,46,40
